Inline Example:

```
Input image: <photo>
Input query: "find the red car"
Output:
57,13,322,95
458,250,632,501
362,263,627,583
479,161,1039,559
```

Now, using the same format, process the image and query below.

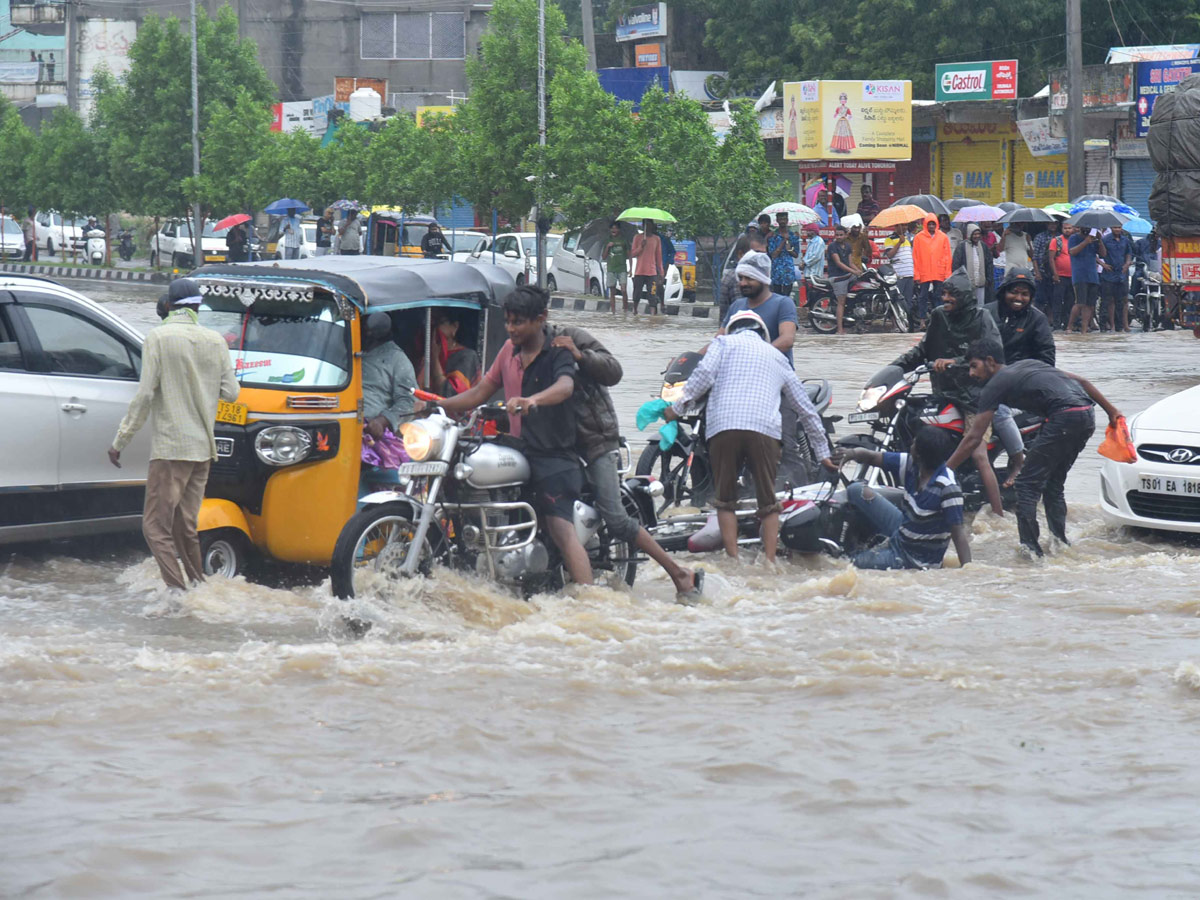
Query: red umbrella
213,213,251,231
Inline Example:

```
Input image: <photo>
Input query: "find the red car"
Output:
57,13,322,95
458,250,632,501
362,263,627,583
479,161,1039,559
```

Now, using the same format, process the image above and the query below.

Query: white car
1099,383,1200,534
552,228,684,302
445,231,491,263
467,232,561,290
0,274,151,545
34,210,86,257
150,219,232,268
0,216,26,259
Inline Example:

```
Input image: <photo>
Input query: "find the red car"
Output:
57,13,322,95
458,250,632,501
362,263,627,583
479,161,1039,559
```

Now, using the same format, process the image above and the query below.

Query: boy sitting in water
839,428,972,570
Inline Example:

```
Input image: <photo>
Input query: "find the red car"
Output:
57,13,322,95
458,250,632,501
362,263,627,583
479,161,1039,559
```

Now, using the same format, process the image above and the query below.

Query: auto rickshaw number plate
397,461,448,476
216,400,249,425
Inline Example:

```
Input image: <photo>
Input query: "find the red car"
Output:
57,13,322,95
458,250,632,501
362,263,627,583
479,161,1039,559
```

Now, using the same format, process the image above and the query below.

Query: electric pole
535,0,547,289
581,0,597,72
1066,0,1085,199
191,0,202,269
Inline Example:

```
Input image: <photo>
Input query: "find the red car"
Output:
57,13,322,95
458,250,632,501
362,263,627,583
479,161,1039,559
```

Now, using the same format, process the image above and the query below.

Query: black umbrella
895,194,950,216
1071,193,1121,206
999,207,1055,225
945,197,985,212
578,217,636,258
997,202,1025,213
1066,208,1126,231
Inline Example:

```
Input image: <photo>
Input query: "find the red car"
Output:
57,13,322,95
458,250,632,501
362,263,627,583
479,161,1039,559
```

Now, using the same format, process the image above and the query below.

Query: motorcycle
330,396,658,600
805,263,910,334
635,349,838,514
117,228,135,262
840,363,1043,512
84,226,106,266
1132,264,1163,332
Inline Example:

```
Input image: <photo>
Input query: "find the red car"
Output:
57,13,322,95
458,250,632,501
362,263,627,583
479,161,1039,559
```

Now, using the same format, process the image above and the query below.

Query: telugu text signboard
782,80,912,161
935,60,1018,101
615,3,667,42
1017,117,1068,157
1136,58,1199,136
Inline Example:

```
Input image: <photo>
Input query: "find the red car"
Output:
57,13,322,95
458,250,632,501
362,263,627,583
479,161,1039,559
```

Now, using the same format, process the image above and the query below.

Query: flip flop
677,568,705,603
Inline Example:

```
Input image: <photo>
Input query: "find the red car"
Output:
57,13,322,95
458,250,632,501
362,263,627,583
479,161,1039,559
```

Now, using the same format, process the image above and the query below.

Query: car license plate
205,255,226,262
216,400,248,425
396,461,448,476
1139,474,1200,496
848,411,880,424
215,437,235,458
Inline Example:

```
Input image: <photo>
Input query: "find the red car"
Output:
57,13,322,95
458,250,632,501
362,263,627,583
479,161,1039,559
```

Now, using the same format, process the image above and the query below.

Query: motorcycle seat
807,276,833,289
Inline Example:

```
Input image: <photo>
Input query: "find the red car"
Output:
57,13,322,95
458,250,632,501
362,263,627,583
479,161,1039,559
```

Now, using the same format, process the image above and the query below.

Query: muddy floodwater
4,281,1200,897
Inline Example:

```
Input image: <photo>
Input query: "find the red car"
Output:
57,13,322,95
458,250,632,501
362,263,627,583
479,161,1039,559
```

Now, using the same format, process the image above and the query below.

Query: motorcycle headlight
856,385,887,412
399,419,445,461
255,425,312,466
881,271,898,285
660,381,686,404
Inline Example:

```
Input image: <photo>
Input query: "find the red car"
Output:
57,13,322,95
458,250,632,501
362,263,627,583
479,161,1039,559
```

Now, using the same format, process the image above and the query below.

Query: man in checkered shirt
663,310,835,562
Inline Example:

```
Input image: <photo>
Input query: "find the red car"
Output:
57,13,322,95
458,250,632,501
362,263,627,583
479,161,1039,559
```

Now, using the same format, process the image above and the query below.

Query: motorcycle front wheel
808,296,839,334
890,298,910,333
330,503,445,600
636,440,713,511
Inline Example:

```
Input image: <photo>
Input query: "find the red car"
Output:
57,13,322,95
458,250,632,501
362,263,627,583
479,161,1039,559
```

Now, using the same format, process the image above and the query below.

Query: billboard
77,19,136,121
1016,117,1068,156
1049,64,1134,112
635,43,663,68
334,76,388,103
416,106,455,127
1136,58,1198,136
312,94,349,134
597,66,670,110
935,60,1018,101
615,3,667,42
783,80,912,161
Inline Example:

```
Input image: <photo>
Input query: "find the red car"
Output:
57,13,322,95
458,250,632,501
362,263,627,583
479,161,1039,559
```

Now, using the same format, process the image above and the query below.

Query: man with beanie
109,278,239,590
720,250,809,486
952,223,995,304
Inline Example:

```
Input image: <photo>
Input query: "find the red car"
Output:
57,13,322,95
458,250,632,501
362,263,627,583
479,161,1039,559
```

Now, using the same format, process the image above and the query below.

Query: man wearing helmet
663,309,835,563
108,278,239,590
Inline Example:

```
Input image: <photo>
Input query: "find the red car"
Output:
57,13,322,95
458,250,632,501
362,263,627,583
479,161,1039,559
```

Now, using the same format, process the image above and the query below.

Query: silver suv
0,275,150,545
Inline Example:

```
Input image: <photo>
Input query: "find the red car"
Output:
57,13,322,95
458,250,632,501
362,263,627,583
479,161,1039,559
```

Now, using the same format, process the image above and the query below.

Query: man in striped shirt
840,428,971,569
109,278,239,590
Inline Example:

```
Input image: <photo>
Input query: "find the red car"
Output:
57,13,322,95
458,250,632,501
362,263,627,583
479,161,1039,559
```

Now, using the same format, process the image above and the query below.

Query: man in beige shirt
109,278,238,590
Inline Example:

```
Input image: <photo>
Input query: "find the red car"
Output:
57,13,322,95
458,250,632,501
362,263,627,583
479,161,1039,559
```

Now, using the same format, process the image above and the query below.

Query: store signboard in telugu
934,60,1018,101
782,80,912,161
1136,58,1198,136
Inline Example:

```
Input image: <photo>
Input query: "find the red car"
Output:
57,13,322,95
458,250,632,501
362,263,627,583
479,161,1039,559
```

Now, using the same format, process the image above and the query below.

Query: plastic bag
1098,416,1136,464
636,398,679,451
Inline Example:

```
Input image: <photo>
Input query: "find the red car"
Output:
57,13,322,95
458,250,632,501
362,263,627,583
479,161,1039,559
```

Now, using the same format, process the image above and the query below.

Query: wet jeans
1015,407,1095,550
585,450,641,543
847,481,913,570
993,404,1023,458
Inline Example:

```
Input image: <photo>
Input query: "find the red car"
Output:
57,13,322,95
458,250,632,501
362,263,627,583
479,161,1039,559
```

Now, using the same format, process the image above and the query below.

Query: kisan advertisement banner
783,80,912,161
935,60,1018,101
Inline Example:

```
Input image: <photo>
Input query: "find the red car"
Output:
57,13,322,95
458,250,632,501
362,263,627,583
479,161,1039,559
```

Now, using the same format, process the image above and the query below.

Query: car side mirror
504,249,520,259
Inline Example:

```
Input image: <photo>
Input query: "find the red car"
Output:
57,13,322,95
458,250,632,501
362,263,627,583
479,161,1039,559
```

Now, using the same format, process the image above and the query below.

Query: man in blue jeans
1066,226,1106,335
839,428,972,570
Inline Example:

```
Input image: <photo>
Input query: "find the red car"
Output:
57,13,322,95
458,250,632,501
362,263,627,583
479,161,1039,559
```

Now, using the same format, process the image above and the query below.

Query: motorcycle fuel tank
462,441,530,488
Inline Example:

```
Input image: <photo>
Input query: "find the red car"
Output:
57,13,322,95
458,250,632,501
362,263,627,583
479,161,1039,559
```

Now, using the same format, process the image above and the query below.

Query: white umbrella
757,202,819,225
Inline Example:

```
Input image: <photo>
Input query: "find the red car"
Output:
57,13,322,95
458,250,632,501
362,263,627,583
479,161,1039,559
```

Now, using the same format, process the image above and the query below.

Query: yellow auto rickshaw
190,256,511,577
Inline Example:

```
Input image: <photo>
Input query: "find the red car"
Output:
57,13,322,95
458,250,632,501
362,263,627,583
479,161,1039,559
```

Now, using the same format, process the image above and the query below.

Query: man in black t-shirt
421,223,448,259
946,339,1123,556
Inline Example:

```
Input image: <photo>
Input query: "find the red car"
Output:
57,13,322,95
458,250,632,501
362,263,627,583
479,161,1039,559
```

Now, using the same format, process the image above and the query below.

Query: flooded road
4,280,1200,897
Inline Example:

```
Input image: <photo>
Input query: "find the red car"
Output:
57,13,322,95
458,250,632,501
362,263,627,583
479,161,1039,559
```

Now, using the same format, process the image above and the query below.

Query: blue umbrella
1121,217,1153,236
265,197,310,215
1068,198,1136,217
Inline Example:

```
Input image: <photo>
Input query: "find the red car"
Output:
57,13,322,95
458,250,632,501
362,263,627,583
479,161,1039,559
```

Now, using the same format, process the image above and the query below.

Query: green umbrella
617,206,677,223
1045,202,1073,213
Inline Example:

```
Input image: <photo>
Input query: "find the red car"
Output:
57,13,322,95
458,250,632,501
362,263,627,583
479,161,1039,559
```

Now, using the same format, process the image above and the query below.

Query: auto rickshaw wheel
330,503,444,600
200,528,251,579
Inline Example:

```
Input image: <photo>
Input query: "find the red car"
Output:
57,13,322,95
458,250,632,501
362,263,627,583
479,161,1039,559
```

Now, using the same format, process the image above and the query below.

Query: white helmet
726,309,769,341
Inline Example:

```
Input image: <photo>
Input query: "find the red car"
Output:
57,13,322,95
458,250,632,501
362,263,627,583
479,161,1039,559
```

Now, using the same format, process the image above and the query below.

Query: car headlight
857,385,887,412
399,419,445,461
255,425,312,466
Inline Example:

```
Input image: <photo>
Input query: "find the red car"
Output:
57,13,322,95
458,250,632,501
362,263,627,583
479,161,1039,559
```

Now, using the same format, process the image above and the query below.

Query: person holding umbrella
630,220,665,314
1100,223,1134,332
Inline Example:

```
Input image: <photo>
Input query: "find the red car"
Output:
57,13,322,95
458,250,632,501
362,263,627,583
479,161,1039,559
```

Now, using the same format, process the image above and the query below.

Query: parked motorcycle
634,349,838,514
1132,264,1163,332
805,263,910,334
840,363,1043,512
331,397,657,600
117,228,135,262
84,226,106,266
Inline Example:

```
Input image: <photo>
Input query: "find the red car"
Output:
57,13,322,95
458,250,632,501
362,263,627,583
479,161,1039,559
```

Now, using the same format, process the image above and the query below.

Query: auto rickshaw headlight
255,425,312,466
399,420,445,462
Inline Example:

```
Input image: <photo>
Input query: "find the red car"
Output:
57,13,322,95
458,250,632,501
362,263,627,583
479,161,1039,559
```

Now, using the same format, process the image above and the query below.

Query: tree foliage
365,113,460,215
0,96,35,212
186,88,274,214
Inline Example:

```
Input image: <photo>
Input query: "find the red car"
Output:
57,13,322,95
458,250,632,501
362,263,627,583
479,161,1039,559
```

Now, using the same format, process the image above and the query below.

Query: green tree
456,0,588,220
245,128,324,210
0,96,35,213
364,112,460,215
28,107,113,220
93,3,275,216
314,123,373,209
185,88,274,215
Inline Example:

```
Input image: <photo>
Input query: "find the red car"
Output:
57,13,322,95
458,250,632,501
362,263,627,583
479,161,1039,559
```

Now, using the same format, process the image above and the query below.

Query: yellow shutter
939,140,1005,206
1012,140,1068,205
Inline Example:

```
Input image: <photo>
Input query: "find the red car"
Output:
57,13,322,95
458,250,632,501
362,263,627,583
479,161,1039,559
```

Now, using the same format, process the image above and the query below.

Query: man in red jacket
912,211,952,329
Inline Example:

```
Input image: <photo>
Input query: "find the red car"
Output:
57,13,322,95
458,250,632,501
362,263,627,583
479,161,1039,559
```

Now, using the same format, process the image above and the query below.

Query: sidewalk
551,292,719,319
0,260,170,284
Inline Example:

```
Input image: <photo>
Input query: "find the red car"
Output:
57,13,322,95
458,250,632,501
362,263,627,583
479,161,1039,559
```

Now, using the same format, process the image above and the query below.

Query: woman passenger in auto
423,310,480,397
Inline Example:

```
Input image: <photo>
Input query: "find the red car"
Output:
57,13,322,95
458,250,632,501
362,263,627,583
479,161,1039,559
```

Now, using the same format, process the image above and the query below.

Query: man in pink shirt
629,219,664,314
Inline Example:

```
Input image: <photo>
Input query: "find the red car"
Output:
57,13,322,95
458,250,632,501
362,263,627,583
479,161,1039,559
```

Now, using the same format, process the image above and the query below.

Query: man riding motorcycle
891,270,1005,515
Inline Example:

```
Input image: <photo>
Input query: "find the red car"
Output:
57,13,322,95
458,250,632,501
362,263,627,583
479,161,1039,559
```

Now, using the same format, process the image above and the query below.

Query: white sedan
1099,383,1200,534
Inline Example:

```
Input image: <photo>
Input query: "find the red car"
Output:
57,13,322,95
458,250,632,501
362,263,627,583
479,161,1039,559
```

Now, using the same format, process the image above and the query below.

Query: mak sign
935,60,1018,101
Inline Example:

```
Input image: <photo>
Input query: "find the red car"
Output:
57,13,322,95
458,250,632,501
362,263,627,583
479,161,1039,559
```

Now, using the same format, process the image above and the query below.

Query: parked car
149,219,231,268
34,210,87,257
1099,383,1200,535
445,230,491,262
467,232,561,289
551,227,684,303
0,216,26,259
264,216,321,259
0,274,151,545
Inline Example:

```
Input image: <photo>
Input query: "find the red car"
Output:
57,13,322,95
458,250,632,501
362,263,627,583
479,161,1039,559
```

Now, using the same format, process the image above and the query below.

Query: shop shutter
765,142,802,202
437,197,476,230
940,140,1005,206
1085,148,1112,196
1011,140,1068,206
1120,158,1155,220
885,143,931,204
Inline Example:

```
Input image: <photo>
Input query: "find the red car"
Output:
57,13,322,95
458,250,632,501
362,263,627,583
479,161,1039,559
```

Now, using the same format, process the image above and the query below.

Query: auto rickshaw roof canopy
192,256,514,313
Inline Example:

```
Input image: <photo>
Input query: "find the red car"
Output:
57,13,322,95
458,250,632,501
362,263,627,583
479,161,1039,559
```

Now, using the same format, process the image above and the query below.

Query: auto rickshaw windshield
199,291,351,390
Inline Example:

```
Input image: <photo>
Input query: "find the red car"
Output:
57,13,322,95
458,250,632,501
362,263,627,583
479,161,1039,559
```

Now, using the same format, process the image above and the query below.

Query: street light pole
581,0,597,72
1066,0,1085,199
535,0,547,290
190,0,202,269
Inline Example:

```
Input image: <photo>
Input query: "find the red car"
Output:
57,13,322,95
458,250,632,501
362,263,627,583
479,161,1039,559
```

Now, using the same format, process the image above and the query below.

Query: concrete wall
90,0,491,104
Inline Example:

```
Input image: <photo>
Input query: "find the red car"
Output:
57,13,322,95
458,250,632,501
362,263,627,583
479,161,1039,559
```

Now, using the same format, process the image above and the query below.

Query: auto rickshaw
189,256,511,577
364,210,439,258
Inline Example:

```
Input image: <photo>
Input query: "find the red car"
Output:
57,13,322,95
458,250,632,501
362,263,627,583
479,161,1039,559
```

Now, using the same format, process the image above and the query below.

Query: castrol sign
935,60,1018,101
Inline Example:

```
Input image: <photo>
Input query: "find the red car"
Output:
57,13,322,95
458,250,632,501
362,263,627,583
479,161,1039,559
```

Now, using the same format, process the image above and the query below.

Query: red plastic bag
1098,415,1136,464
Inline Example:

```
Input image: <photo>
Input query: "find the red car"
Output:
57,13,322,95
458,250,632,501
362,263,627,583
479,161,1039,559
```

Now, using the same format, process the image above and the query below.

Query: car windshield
403,224,432,246
521,236,559,255
198,291,351,390
303,225,316,243
1,217,22,235
444,232,482,253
